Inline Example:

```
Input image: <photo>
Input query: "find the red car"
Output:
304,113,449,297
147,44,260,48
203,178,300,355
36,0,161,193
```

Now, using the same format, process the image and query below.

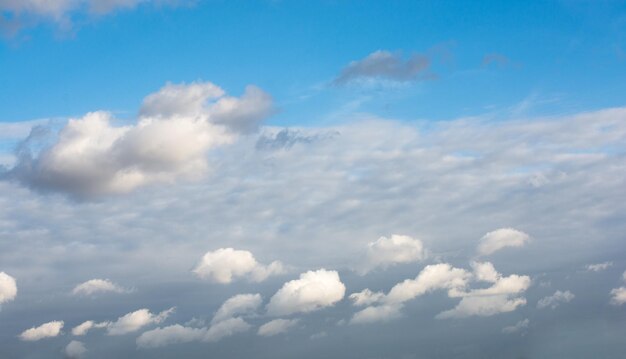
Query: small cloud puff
19,321,64,341
610,271,626,306
71,279,129,296
360,234,426,274
267,269,346,316
193,248,284,284
334,50,431,85
107,307,175,335
502,319,530,334
0,272,17,305
212,293,262,324
64,340,87,359
257,318,299,337
585,262,613,272
477,228,530,256
537,290,575,309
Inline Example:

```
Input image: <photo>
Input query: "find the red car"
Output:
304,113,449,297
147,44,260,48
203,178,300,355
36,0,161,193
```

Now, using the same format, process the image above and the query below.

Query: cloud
266,269,346,316
71,320,109,336
350,304,403,325
71,279,129,296
212,293,262,324
437,295,527,319
64,340,87,358
193,248,284,284
0,271,17,305
9,81,273,197
477,228,530,256
360,234,426,273
502,318,530,334
257,318,299,337
537,290,575,309
386,263,471,304
610,287,626,306
585,261,613,272
19,321,64,341
334,50,431,85
349,289,385,307
204,317,251,342
136,324,205,349
106,307,174,335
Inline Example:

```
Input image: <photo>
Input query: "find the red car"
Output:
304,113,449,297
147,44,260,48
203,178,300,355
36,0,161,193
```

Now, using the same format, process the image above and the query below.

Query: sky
0,1,626,358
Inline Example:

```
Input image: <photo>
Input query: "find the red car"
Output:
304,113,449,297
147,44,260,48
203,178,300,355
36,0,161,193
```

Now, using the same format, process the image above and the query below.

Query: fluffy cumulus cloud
610,271,626,306
106,307,174,335
64,340,87,358
204,317,251,342
334,50,431,85
71,320,109,336
477,228,530,256
585,261,613,272
502,318,530,334
212,293,262,324
360,234,426,273
351,261,530,323
136,324,205,349
193,248,284,284
71,279,129,296
266,269,346,316
0,271,17,306
9,81,273,197
257,318,299,337
19,321,64,341
537,290,575,309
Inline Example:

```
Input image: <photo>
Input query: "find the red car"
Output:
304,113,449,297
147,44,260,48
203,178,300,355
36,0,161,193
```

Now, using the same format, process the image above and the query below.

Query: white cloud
204,317,251,342
71,320,109,336
71,279,128,296
193,248,284,284
610,287,626,306
257,318,299,337
0,271,17,305
10,81,273,197
585,261,613,272
334,50,431,85
350,304,403,324
106,307,174,335
437,295,527,319
385,263,471,304
64,340,87,358
502,318,530,334
477,228,530,256
19,321,64,341
212,293,262,324
537,290,575,309
136,324,205,349
267,269,346,316
349,289,385,307
360,234,426,273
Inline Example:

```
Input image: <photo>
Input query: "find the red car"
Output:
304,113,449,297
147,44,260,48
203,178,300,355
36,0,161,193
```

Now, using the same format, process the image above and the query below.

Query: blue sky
2,0,625,125
1,1,626,359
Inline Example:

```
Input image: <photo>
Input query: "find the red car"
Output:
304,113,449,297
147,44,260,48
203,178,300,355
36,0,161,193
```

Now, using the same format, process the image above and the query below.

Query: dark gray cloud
334,50,432,85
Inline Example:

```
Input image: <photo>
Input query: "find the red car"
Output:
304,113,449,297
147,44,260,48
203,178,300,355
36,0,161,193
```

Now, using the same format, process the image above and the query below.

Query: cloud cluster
9,81,273,197
360,234,426,273
0,272,17,306
19,321,64,341
266,269,346,316
502,318,529,334
193,248,284,284
257,318,299,337
477,228,530,256
334,50,431,85
64,340,87,358
537,290,575,309
72,307,174,336
71,279,129,296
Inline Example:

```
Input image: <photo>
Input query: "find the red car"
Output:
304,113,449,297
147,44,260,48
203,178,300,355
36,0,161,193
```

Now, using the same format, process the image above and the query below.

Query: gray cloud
334,50,431,85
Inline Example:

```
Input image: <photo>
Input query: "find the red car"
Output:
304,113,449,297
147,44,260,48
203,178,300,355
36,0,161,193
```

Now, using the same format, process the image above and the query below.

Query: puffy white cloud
204,317,251,342
19,320,64,341
477,228,530,256
537,290,575,309
334,50,431,85
360,234,426,273
386,263,471,304
257,318,299,337
193,248,284,284
0,271,17,305
610,287,626,306
502,318,530,334
106,307,174,335
64,340,87,358
266,269,346,316
585,261,613,272
437,295,527,319
136,324,205,349
212,293,262,324
349,289,385,307
71,320,109,336
350,304,403,325
71,279,129,296
10,81,273,197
